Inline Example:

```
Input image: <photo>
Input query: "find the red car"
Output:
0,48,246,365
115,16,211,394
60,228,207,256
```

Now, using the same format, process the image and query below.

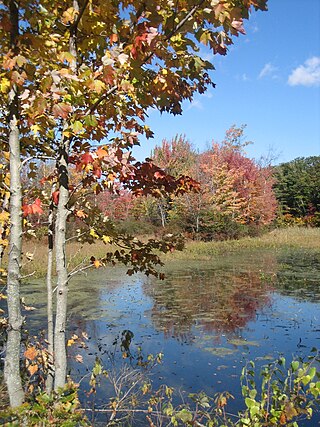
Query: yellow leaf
0,211,10,223
0,78,11,93
67,339,75,347
90,229,99,238
31,125,41,135
102,235,111,244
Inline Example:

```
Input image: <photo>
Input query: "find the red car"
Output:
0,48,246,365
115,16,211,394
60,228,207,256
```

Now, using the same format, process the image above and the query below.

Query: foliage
2,355,319,426
273,156,320,224
141,127,277,238
0,382,87,426
240,356,320,426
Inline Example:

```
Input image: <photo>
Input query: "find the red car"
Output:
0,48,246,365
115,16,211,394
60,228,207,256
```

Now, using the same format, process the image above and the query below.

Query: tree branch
85,0,206,115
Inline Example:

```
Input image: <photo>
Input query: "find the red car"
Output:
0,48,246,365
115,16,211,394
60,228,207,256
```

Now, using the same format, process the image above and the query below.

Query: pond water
24,247,320,425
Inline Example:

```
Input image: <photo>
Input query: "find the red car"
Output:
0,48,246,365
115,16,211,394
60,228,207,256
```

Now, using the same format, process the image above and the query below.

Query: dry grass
164,227,320,261
2,227,319,278
18,239,113,279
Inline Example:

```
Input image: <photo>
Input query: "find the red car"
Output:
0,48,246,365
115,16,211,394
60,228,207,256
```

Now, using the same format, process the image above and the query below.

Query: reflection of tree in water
144,269,273,341
275,250,320,303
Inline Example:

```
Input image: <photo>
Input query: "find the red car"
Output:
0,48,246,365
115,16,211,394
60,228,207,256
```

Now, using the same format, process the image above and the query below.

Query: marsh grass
163,227,320,261
3,227,319,278
19,239,113,278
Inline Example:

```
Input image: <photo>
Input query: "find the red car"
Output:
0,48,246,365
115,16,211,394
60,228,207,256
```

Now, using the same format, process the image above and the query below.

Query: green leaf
176,409,193,423
245,397,256,408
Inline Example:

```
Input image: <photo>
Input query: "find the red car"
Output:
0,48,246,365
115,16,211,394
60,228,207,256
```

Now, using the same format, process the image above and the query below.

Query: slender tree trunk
4,0,24,407
53,0,78,389
45,185,55,394
158,201,166,228
53,140,70,390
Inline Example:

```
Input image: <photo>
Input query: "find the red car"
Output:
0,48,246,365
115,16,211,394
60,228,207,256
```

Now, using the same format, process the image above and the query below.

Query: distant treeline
273,156,320,227
27,127,320,241
96,128,320,240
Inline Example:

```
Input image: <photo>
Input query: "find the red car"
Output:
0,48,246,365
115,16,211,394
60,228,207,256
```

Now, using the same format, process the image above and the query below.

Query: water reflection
144,269,272,340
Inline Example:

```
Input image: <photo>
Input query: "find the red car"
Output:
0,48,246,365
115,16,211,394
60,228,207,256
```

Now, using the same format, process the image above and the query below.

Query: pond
24,247,320,426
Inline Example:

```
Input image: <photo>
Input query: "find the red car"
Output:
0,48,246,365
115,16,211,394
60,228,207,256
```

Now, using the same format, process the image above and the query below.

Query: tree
273,156,320,223
150,127,277,238
0,0,268,404
199,126,277,235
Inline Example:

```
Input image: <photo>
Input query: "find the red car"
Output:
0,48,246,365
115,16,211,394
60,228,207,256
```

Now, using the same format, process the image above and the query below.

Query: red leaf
52,190,59,205
31,198,44,215
93,166,102,178
22,198,44,216
81,152,94,165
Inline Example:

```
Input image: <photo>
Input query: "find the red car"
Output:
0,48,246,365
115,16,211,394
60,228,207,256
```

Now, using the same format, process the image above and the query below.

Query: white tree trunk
45,186,55,393
4,0,24,407
53,141,70,390
53,0,78,390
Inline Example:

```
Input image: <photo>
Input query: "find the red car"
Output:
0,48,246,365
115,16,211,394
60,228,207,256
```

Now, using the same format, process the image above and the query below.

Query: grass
6,227,320,279
166,226,320,261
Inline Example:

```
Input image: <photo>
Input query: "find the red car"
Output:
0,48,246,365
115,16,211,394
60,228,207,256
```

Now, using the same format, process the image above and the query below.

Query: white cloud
258,63,278,79
288,57,320,87
186,99,203,111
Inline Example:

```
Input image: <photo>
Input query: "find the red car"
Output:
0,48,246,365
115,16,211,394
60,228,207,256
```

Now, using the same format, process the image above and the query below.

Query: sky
133,0,320,165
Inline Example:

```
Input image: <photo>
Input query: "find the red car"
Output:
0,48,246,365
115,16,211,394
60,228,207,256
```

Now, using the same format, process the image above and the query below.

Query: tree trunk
53,141,70,390
53,0,78,391
45,185,55,394
4,0,24,407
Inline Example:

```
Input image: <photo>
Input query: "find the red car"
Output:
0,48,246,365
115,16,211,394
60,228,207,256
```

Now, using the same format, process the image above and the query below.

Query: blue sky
133,0,320,165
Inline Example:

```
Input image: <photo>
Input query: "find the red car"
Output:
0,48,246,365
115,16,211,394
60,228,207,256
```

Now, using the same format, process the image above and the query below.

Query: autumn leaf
24,346,38,361
22,198,44,217
52,102,72,119
61,7,77,25
27,364,39,376
102,235,111,244
110,33,118,44
52,190,59,205
93,259,101,268
96,147,108,158
81,152,94,165
0,211,10,223
75,209,87,219
75,354,83,363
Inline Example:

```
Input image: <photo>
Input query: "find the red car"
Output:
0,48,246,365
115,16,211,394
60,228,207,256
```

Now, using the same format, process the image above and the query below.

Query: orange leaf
31,198,44,215
110,33,118,44
93,166,102,178
22,199,44,217
75,209,87,219
279,412,287,425
96,147,108,158
24,346,38,361
93,259,101,268
28,364,38,376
